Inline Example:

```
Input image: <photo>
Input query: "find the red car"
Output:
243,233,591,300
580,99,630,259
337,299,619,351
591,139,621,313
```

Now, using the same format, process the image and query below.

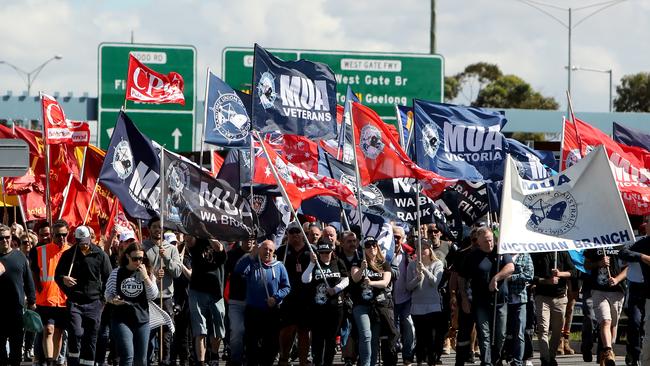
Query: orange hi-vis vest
35,242,70,307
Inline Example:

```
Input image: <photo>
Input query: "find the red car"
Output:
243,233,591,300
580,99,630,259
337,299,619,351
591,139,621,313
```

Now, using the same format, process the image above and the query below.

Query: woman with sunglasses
350,237,396,366
105,242,159,366
19,233,36,258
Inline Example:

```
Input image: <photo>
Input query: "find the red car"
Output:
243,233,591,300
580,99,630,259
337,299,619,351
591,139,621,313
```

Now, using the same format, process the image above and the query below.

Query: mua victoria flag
126,54,185,105
562,117,650,215
98,111,161,220
41,93,90,146
252,44,337,140
204,71,251,147
412,99,507,182
499,145,634,254
162,150,256,241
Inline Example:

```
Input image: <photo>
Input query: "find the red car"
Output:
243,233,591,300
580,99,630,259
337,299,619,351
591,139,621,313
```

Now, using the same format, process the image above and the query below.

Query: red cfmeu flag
253,139,358,210
41,93,90,146
125,54,185,105
562,117,650,215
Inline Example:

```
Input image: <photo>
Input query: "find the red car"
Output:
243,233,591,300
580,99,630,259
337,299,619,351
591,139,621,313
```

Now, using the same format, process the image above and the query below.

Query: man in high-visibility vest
30,219,71,366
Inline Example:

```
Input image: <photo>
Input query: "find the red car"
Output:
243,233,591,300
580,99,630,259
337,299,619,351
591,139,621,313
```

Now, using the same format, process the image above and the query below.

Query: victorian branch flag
125,54,185,105
498,145,634,254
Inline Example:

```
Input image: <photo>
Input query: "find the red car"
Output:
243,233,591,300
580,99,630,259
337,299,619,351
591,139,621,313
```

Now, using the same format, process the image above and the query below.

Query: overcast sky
0,0,645,114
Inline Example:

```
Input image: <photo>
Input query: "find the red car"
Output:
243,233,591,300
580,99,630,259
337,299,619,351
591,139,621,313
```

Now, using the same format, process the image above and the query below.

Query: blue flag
412,99,507,182
336,86,360,163
505,138,552,180
613,122,650,151
396,105,413,152
252,44,337,140
98,111,161,220
204,71,251,147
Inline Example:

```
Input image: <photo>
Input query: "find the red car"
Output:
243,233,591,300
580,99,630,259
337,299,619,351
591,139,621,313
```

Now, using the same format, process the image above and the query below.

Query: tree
445,63,558,110
614,72,650,112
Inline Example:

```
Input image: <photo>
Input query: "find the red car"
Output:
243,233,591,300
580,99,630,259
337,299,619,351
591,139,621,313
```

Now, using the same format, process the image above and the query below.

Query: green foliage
511,132,546,142
444,63,559,110
614,72,650,112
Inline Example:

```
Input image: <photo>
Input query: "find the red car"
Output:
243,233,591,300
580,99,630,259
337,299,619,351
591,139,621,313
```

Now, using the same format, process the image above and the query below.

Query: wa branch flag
499,145,633,254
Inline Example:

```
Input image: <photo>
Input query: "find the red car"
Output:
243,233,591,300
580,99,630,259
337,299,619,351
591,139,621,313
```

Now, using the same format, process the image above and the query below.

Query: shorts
279,298,312,328
37,305,68,329
189,289,225,338
592,289,624,326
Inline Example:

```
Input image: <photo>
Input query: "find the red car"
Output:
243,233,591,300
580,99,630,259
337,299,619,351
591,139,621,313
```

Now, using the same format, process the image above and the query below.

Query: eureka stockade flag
252,44,337,140
498,145,634,254
413,99,507,182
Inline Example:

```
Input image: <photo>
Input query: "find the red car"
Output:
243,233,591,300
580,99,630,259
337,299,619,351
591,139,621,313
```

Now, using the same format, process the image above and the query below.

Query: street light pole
0,55,63,95
569,66,613,112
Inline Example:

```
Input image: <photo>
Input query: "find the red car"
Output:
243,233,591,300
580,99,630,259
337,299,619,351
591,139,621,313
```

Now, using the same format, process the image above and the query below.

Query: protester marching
2,43,650,366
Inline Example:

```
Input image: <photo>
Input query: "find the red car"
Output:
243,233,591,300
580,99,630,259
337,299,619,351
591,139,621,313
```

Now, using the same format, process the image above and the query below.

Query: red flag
104,199,131,237
562,117,650,215
211,151,225,177
41,93,90,146
125,54,185,105
253,139,357,209
266,134,319,173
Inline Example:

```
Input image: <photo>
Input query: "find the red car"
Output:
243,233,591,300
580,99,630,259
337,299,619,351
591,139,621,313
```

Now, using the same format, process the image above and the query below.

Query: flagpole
79,146,88,182
199,68,210,168
346,99,365,259
82,182,99,225
1,178,7,225
17,195,26,227
395,105,406,149
416,182,422,263
249,137,255,200
323,152,352,231
57,173,75,220
41,92,52,224
253,131,331,288
566,91,584,152
160,146,166,231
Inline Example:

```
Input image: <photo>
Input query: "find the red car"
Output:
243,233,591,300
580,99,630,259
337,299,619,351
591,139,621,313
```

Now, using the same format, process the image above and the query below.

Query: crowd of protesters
3,214,650,366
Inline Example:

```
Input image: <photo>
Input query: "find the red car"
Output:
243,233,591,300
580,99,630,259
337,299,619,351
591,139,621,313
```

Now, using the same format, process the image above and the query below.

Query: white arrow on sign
171,128,182,150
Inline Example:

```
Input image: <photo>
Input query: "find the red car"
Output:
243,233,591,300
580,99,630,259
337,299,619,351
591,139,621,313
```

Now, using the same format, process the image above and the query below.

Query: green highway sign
222,47,444,121
98,42,196,151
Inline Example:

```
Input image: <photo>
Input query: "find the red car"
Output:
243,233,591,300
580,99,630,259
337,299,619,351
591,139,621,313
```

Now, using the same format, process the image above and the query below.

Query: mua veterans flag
162,149,256,240
204,71,251,147
252,44,337,140
413,99,507,182
499,145,634,254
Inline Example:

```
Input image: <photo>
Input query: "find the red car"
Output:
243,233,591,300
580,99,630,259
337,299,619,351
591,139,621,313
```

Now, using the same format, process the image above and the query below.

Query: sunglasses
428,229,440,234
21,240,32,245
0,235,11,241
130,256,144,262
55,233,69,238
288,229,301,234
364,241,378,248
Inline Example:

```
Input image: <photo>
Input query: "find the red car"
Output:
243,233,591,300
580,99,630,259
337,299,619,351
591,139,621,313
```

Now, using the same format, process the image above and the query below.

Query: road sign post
222,47,444,123
98,43,196,151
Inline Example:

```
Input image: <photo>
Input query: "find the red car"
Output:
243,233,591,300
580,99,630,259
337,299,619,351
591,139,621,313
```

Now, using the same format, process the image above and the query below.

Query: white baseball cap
163,232,178,244
119,230,136,242
74,226,92,245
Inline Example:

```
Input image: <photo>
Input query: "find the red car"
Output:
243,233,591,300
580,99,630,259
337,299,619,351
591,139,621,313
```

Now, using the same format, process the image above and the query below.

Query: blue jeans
353,305,380,366
229,301,246,365
393,300,415,362
112,320,149,366
474,302,507,366
626,282,646,363
507,303,526,366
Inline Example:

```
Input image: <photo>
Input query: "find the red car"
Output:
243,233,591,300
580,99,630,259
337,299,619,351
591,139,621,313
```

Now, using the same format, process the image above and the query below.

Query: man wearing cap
0,224,36,366
55,225,112,366
142,217,183,365
276,221,314,366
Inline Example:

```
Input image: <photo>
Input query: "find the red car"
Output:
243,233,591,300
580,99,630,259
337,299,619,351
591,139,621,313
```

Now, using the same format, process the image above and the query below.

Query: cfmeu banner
499,146,633,254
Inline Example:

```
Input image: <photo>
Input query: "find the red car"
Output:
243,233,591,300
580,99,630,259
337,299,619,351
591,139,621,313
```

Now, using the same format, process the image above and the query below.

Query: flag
351,101,437,185
104,199,131,238
374,178,438,225
211,151,224,177
41,93,90,146
98,111,161,220
396,104,414,153
561,117,650,215
162,149,255,240
253,138,357,210
348,209,395,262
412,99,507,182
251,44,337,140
265,133,319,173
499,146,634,254
613,122,650,152
204,71,251,147
505,138,552,180
125,54,185,105
440,181,490,226
336,86,360,162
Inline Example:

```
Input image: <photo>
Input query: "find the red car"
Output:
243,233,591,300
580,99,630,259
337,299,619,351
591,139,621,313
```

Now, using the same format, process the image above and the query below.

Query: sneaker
602,349,616,366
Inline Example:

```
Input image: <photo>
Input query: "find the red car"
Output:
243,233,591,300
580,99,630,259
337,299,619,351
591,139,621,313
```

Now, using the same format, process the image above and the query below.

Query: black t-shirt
350,260,392,307
189,240,226,298
584,246,626,293
114,267,149,326
308,258,348,307
627,237,650,298
225,246,250,302
459,248,512,304
276,243,314,304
